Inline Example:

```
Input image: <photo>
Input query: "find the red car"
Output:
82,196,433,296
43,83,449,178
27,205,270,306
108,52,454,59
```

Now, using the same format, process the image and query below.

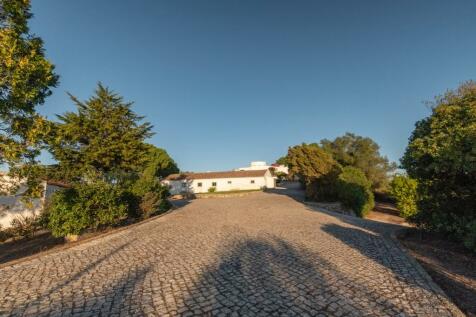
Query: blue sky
30,1,476,172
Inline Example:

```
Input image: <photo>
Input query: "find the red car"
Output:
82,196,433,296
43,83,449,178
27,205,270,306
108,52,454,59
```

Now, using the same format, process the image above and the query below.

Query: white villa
236,161,289,175
162,169,276,195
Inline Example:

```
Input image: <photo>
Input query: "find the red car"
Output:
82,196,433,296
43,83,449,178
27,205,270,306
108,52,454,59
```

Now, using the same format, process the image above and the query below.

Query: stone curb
196,191,262,199
389,228,464,316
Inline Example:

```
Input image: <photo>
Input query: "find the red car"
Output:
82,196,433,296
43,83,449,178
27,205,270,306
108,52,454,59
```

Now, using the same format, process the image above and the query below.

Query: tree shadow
320,223,442,294
304,202,403,237
6,240,150,316
180,235,438,316
264,181,306,203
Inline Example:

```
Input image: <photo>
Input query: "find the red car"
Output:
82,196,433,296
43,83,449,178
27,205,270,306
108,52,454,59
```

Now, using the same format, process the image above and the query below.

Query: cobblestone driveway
0,191,463,316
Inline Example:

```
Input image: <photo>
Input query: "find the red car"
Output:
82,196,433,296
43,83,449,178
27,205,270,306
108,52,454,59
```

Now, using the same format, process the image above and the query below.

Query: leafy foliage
9,214,41,238
130,173,170,219
139,191,171,219
0,0,58,196
287,143,338,185
47,83,153,182
305,169,341,202
46,182,129,237
208,186,217,193
286,143,341,201
336,167,375,217
140,144,179,179
389,175,418,220
275,155,289,166
401,81,476,251
321,133,396,192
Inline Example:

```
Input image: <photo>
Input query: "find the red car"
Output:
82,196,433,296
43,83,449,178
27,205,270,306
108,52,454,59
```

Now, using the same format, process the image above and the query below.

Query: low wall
195,190,262,199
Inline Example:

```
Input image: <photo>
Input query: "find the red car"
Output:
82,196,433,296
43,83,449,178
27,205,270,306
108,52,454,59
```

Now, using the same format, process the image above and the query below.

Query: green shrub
130,175,170,219
208,186,216,193
10,215,41,239
306,168,341,202
0,225,14,242
463,221,476,253
336,167,374,217
401,81,476,251
46,182,129,237
389,175,418,220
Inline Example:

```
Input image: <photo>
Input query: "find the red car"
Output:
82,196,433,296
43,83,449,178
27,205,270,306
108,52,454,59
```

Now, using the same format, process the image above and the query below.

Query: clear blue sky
30,0,476,172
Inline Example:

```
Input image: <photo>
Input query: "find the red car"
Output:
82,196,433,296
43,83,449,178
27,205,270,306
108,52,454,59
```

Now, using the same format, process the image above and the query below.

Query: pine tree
48,83,153,182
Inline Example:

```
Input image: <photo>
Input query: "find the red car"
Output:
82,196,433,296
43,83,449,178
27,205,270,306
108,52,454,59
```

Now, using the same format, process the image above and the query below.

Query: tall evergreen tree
140,144,179,179
48,83,153,182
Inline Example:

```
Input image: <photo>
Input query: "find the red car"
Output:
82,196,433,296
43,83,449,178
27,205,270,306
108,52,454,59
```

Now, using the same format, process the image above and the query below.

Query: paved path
0,191,463,316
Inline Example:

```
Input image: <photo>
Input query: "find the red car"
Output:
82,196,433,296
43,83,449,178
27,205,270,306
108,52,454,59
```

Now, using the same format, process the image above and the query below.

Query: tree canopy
275,155,289,166
321,133,396,191
140,144,179,179
401,81,476,250
287,143,338,184
0,0,58,196
48,83,153,181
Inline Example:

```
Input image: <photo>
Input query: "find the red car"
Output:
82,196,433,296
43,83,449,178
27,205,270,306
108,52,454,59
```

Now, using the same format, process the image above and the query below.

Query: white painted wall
236,162,288,175
273,165,289,174
0,180,63,229
163,170,275,195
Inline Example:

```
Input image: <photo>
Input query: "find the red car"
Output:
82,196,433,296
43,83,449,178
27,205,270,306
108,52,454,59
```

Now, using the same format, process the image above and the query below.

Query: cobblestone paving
0,191,463,316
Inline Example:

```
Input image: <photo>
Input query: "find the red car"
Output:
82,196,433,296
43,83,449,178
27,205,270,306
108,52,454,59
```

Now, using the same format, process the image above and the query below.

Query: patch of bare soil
0,231,65,265
399,230,476,316
366,202,409,226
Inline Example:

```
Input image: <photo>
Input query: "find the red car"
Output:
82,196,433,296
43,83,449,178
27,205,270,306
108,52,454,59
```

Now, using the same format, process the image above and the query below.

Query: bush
401,81,476,251
390,175,418,220
130,176,170,219
208,186,216,193
306,168,341,202
0,225,13,242
46,181,129,237
10,215,41,239
463,221,476,252
336,167,374,217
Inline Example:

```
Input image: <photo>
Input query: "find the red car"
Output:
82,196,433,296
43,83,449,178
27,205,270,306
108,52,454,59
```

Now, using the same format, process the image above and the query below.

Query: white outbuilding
236,161,288,175
162,169,276,195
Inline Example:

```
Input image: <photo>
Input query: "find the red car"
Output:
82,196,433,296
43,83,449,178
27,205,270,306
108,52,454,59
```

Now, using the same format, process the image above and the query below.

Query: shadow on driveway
181,234,455,316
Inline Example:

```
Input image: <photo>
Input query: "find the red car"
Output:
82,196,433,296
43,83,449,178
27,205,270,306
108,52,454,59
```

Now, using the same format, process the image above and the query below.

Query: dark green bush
46,181,129,237
401,81,476,251
130,175,170,219
336,167,374,217
464,221,476,252
306,168,341,202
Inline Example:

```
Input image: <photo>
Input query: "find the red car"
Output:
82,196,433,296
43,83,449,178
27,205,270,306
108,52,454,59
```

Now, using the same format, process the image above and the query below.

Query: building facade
0,173,66,229
236,161,289,175
162,169,275,195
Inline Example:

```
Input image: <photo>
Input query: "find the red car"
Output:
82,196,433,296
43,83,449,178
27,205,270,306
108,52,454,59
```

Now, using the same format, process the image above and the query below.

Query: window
212,182,217,187
182,182,187,188
227,181,232,184
250,180,255,184
197,182,202,187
